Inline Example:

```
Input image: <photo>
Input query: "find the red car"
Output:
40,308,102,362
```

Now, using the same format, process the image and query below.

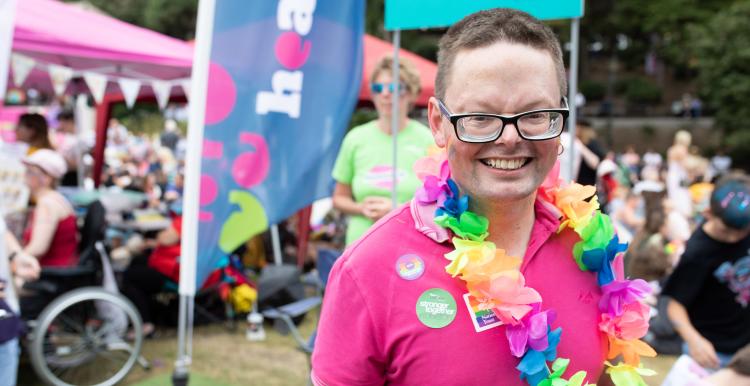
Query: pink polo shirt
312,199,607,386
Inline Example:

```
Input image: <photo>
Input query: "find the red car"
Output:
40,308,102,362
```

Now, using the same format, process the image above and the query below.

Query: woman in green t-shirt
331,56,434,246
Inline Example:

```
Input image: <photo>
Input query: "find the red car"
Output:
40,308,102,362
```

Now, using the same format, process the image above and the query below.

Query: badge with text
416,288,457,328
463,293,504,332
395,254,425,280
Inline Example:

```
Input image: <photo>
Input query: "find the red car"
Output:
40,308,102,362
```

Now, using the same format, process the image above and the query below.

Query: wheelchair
20,200,148,386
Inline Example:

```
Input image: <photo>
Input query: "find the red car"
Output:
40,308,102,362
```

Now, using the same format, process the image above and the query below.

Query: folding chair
261,247,341,355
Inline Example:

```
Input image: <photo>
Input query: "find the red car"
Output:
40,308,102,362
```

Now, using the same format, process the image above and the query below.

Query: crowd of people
0,108,193,383
568,126,750,383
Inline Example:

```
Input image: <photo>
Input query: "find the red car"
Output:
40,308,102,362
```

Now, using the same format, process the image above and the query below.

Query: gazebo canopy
13,0,193,84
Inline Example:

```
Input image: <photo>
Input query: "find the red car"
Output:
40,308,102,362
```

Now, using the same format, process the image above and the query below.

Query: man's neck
471,195,537,258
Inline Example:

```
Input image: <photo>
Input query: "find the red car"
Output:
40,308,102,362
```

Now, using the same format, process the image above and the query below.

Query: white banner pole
0,0,18,101
174,0,215,384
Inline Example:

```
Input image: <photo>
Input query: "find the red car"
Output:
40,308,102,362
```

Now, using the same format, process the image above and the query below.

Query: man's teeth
483,158,527,170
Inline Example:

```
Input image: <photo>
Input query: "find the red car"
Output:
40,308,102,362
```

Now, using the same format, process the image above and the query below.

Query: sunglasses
370,82,407,95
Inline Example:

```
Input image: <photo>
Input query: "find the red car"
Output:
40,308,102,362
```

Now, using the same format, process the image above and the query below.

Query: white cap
23,149,67,179
597,159,618,178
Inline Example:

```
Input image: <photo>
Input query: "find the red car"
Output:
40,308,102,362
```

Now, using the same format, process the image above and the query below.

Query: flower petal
507,323,530,358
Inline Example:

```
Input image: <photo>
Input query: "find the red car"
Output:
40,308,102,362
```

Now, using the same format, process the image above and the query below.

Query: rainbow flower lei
414,153,657,386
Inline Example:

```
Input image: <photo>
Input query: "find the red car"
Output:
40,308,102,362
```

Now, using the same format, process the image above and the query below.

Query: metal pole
172,295,192,386
567,17,580,182
175,0,215,383
187,293,195,359
0,0,17,102
390,29,401,209
271,224,283,266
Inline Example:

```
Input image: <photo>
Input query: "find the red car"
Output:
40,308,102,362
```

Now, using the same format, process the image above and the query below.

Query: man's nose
494,122,523,145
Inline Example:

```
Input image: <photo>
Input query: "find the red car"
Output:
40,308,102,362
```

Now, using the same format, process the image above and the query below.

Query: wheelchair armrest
23,266,97,295
23,279,59,294
39,265,97,278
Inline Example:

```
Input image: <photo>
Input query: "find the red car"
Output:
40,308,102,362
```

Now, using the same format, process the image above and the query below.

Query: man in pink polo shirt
313,9,610,385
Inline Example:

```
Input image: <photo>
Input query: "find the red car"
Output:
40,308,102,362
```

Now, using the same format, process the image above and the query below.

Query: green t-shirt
332,119,434,245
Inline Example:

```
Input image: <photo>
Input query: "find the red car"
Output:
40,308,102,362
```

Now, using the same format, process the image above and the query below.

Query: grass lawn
18,313,316,386
121,322,312,386
643,354,679,385
132,373,233,386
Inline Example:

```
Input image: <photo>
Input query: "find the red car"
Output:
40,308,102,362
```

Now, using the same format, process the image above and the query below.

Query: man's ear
427,96,447,148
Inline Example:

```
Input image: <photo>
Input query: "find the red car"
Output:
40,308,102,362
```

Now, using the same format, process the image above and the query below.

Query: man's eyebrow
460,99,558,114
517,98,561,111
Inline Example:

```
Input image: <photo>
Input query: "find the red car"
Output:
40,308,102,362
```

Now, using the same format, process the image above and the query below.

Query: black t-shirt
662,225,750,353
576,139,605,186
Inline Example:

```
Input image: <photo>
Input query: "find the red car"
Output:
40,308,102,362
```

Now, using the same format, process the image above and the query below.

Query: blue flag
194,0,364,286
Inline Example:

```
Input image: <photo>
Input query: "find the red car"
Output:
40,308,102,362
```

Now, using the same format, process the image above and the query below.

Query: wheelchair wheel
29,287,144,386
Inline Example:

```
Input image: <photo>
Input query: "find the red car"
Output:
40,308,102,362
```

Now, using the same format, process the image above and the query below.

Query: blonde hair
370,55,421,96
674,130,692,147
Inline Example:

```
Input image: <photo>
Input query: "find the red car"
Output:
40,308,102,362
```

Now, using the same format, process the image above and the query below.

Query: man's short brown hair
435,8,566,100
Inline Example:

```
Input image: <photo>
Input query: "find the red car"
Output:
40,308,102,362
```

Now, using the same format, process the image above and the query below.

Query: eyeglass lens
458,112,565,140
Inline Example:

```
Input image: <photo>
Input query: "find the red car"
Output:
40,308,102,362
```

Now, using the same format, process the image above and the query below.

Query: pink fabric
312,201,607,386
13,0,192,81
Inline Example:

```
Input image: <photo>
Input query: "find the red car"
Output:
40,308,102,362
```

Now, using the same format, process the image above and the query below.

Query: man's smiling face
428,41,563,205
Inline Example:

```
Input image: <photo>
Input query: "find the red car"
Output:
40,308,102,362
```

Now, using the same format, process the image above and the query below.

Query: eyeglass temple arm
436,99,451,117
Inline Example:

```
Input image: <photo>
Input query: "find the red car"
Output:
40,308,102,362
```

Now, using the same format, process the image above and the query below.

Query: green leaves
689,1,750,164
435,212,489,242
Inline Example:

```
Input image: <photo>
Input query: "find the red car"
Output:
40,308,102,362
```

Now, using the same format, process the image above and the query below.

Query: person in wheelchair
6,149,79,268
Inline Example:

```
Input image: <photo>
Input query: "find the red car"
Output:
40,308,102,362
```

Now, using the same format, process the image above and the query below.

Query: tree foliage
68,0,198,40
689,1,750,164
581,0,737,71
142,0,198,40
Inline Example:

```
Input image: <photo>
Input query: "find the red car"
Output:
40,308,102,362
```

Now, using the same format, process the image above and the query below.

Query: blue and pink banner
194,0,364,286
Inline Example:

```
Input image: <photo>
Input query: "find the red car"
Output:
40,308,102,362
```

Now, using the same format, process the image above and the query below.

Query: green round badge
415,288,457,328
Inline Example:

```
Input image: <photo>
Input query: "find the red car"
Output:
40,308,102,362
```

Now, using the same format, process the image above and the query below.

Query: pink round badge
395,254,425,281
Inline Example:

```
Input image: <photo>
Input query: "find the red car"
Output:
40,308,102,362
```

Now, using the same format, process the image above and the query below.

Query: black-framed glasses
436,98,569,143
371,82,407,95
